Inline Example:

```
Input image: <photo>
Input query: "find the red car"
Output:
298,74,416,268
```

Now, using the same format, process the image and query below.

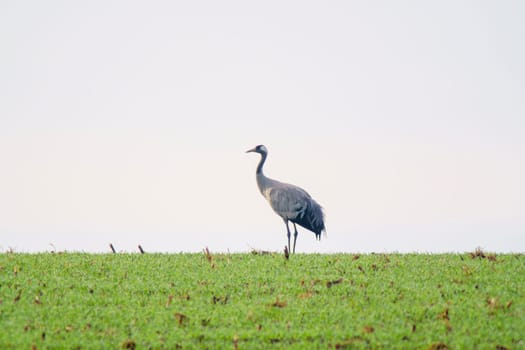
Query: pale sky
1,1,524,253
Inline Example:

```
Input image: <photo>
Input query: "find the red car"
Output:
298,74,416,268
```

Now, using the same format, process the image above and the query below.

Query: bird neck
255,152,269,196
256,152,267,175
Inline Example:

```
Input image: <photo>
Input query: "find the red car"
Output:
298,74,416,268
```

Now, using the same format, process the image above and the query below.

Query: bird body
247,145,325,253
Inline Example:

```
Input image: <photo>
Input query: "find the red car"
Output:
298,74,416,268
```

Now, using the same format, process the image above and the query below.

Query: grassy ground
0,251,523,349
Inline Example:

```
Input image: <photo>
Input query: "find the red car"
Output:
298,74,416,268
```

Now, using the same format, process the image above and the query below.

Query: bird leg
284,220,291,254
292,223,299,254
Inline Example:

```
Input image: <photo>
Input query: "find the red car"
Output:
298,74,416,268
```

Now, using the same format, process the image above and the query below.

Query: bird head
246,145,268,154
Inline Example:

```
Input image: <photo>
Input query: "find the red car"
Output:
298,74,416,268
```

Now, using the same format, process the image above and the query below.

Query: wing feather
264,184,310,221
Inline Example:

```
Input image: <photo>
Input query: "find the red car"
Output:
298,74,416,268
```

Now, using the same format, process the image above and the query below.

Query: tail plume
294,199,325,239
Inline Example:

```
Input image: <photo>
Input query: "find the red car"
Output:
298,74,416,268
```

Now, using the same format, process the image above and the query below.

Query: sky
1,1,524,253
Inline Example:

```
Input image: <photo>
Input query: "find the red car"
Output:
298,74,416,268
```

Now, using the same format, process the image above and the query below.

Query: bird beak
246,147,256,153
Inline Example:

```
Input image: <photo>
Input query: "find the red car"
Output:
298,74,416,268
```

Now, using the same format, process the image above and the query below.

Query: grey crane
246,145,325,253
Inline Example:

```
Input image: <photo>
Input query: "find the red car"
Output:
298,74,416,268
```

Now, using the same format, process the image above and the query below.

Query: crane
246,145,325,253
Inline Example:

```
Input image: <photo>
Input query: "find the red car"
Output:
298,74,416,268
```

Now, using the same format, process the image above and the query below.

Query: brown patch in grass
299,291,313,299
203,247,215,268
250,249,272,255
470,247,497,261
270,297,287,308
121,340,136,350
334,336,367,349
212,295,229,305
438,308,452,332
363,325,374,333
174,312,188,326
326,278,343,288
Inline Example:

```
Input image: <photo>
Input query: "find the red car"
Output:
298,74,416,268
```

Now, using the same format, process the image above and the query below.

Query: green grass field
0,251,523,349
